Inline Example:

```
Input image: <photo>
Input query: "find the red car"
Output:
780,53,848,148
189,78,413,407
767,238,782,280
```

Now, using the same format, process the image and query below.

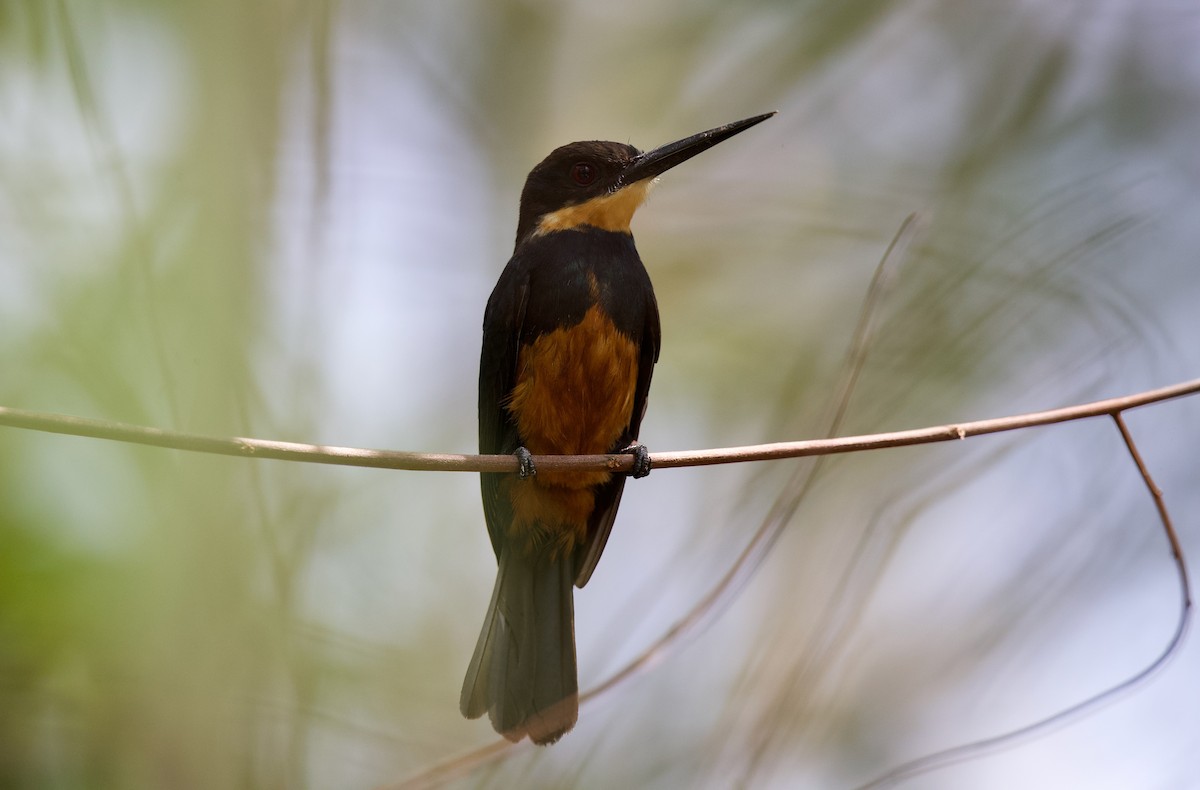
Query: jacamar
461,112,774,744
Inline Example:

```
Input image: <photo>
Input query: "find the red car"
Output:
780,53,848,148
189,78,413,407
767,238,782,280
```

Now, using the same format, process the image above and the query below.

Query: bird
460,112,775,745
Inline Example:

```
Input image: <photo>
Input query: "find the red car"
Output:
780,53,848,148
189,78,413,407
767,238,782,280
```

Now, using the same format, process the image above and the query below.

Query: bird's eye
570,162,597,186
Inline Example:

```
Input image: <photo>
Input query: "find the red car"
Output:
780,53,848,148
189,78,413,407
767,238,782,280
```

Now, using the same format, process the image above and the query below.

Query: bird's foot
623,443,651,479
514,446,537,479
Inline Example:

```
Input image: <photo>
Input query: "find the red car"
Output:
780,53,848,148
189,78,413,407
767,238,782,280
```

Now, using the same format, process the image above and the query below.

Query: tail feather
460,548,578,744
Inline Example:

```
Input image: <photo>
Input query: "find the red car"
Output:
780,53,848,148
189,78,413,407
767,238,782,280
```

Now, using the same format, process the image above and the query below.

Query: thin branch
1113,413,1192,606
1,378,1198,474
852,412,1192,789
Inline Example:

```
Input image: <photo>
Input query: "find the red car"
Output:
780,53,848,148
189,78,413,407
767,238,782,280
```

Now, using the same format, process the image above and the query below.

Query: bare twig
852,412,1192,789
1,378,1198,474
1113,413,1192,608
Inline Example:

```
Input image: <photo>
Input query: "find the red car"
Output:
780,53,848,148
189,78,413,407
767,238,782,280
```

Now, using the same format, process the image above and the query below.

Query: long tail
459,547,578,745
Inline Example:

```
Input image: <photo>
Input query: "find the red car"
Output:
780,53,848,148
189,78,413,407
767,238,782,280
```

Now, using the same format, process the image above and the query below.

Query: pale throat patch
534,179,656,236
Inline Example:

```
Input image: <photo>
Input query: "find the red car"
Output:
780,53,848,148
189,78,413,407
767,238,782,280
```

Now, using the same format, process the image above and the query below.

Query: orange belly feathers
503,305,639,552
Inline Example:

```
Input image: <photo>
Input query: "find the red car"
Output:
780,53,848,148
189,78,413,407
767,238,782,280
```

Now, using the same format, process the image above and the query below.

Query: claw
625,443,651,479
514,446,537,479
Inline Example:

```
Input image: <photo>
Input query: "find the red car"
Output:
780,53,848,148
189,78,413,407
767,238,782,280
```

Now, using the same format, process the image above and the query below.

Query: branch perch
1,378,1198,472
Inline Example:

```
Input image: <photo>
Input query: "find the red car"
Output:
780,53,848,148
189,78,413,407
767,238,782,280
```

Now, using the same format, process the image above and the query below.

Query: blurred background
2,0,1199,787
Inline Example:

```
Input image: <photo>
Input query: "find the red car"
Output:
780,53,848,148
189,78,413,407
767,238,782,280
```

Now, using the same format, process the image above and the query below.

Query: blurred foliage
1,0,1199,788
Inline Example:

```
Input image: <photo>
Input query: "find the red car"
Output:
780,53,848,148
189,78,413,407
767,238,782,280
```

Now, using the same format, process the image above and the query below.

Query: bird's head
514,112,775,248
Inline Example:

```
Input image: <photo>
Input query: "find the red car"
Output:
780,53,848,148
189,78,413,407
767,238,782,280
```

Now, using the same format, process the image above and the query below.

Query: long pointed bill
617,112,776,188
